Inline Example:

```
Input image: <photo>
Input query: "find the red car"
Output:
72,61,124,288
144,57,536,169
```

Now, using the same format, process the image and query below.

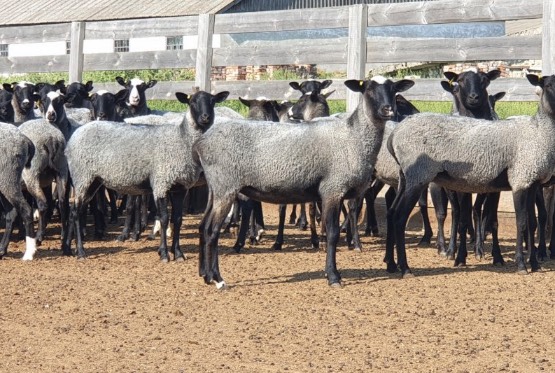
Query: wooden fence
0,0,552,111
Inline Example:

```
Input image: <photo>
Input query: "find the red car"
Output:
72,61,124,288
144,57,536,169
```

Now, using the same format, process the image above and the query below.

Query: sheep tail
387,131,400,166
24,137,35,169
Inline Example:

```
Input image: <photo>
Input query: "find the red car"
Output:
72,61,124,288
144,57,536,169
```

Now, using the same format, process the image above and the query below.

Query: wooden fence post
543,0,555,75
346,4,368,113
68,21,85,83
195,14,215,92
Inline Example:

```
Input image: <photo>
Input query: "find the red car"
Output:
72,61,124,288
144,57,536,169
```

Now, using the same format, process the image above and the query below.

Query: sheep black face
65,81,94,108
115,76,157,108
239,97,280,122
288,90,334,120
176,90,229,131
344,77,415,122
528,74,555,117
7,82,38,114
90,89,128,121
441,70,501,112
0,99,14,123
43,91,69,124
289,79,332,95
35,80,66,114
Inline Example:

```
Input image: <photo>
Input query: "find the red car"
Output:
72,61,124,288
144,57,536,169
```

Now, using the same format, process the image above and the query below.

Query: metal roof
0,0,240,26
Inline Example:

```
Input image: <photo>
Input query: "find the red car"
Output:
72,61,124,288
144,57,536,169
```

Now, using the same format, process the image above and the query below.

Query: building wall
224,0,438,12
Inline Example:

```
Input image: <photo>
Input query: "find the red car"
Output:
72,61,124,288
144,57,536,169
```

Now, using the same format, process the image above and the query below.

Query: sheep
65,89,229,261
90,89,129,122
0,98,14,123
194,76,414,289
115,77,157,118
0,123,36,260
385,73,555,278
4,82,38,125
64,81,94,109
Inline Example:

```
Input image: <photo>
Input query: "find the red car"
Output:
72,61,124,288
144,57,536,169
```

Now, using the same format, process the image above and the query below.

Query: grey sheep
386,74,555,278
194,76,414,289
0,123,37,260
65,89,229,261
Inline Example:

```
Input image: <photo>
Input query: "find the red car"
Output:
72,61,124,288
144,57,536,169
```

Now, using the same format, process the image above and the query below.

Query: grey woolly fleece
194,103,386,204
66,112,203,199
389,111,555,194
374,121,401,187
0,122,34,191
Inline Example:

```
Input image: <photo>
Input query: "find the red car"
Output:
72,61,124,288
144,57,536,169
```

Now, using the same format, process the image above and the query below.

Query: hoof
62,250,73,257
352,247,362,253
492,258,505,266
233,244,243,253
214,281,228,291
386,262,398,273
116,235,126,242
454,259,466,267
418,238,431,247
401,271,414,279
175,256,185,263
329,281,343,288
77,256,86,261
517,268,529,275
271,243,282,251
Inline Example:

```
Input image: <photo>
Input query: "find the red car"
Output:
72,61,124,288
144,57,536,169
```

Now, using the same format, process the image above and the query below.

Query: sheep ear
487,69,501,81
344,79,365,93
394,79,415,93
85,81,94,92
527,74,544,87
239,97,251,107
214,91,229,103
2,83,13,93
115,76,126,87
493,91,506,102
32,94,41,103
323,89,336,99
443,71,458,82
175,92,190,104
289,82,301,91
55,80,66,88
115,89,129,103
147,80,157,89
320,80,333,90
440,80,454,93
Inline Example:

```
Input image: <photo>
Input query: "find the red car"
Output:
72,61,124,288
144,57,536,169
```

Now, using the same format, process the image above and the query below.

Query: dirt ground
0,199,554,373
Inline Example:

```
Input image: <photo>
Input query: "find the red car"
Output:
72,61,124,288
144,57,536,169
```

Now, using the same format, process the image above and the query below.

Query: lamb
65,89,229,261
0,123,36,260
194,76,414,289
115,77,157,118
4,82,38,125
386,73,555,277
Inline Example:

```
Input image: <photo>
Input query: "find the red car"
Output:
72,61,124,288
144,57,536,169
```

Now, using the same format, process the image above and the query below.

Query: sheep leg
72,179,103,259
321,198,342,286
289,204,297,225
483,192,503,265
429,183,448,255
528,184,541,271
54,173,70,256
7,190,36,261
131,195,142,241
252,200,265,243
346,198,362,251
21,177,48,245
543,185,555,245
535,189,548,261
444,190,460,260
0,196,17,257
155,197,170,263
385,189,400,273
390,178,422,278
364,181,384,236
202,194,235,289
272,204,287,250
417,185,433,246
198,189,213,278
297,203,308,230
513,189,532,273
455,193,473,267
140,194,150,233
117,195,136,242
473,193,487,260
308,201,319,249
107,188,119,224
169,190,186,262
233,198,253,253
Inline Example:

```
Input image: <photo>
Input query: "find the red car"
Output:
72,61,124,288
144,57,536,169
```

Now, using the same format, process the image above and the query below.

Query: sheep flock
0,70,553,290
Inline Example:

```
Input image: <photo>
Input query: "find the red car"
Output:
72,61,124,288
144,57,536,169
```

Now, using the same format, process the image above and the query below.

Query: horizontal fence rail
0,0,550,110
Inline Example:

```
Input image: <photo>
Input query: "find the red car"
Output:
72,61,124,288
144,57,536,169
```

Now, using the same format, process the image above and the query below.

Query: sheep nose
381,105,394,117
46,111,56,122
97,112,107,120
21,100,32,110
200,114,210,123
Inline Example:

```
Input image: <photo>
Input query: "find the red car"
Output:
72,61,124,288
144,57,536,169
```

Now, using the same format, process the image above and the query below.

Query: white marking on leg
215,281,226,290
22,236,37,261
152,219,161,235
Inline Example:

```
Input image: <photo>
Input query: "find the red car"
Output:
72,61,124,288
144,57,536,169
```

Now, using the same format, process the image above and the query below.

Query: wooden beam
346,4,367,113
195,14,215,92
68,21,85,83
543,0,555,75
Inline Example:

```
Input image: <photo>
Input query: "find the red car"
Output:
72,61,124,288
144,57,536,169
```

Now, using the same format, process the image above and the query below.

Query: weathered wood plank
367,0,543,26
82,50,197,71
0,55,70,74
542,0,555,75
0,23,70,44
196,14,215,92
85,16,199,39
367,35,542,63
69,21,85,83
346,4,367,112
